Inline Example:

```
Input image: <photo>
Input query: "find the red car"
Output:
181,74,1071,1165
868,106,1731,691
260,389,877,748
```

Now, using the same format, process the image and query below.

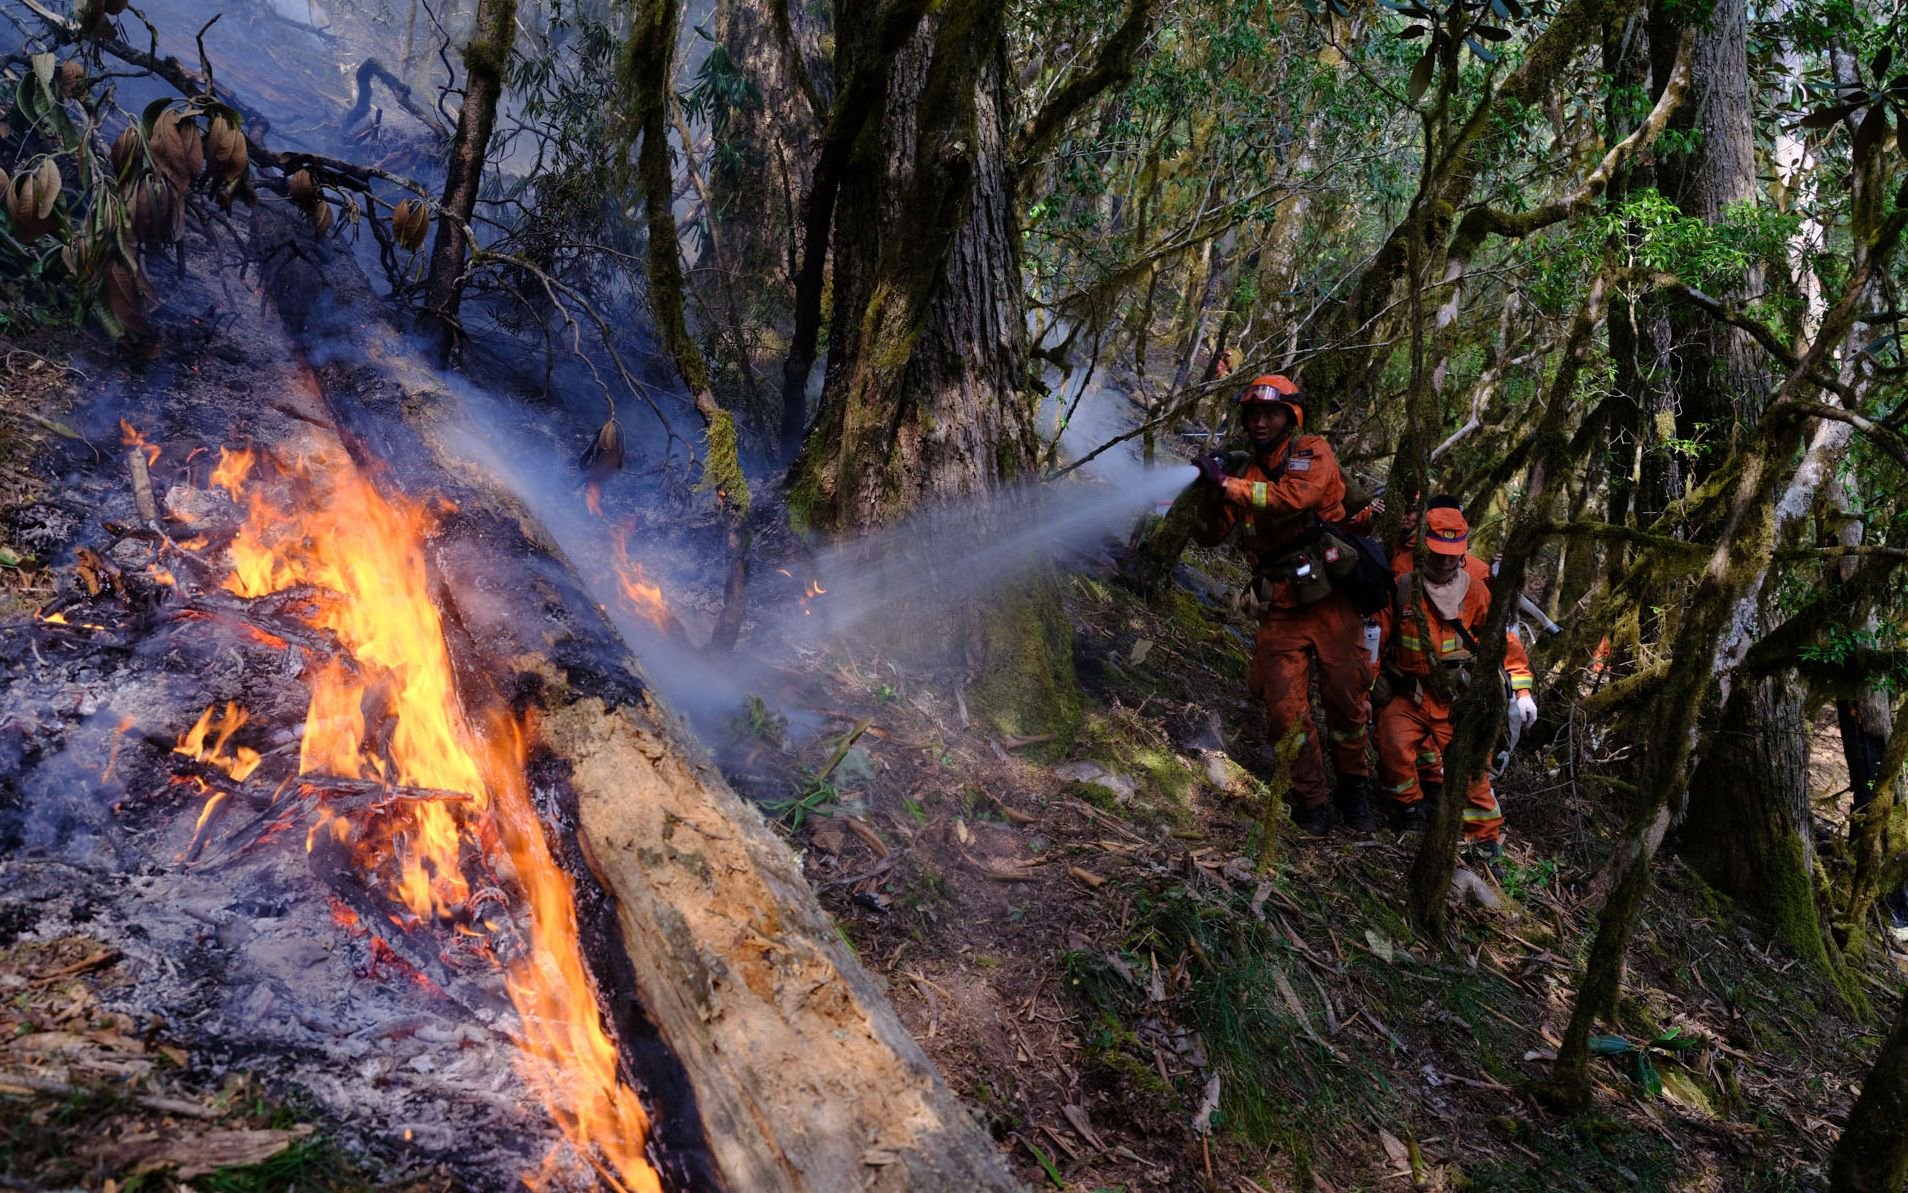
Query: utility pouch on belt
1260,546,1335,605
1316,530,1361,580
1370,668,1397,708
1425,660,1473,702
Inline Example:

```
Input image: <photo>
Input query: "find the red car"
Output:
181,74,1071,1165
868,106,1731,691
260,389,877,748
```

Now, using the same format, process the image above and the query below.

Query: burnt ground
0,236,642,1191
0,238,1896,1192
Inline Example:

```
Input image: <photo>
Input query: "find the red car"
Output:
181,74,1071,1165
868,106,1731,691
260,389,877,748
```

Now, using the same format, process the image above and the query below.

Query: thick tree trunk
711,0,821,295
1648,0,1762,444
1831,989,1908,1193
781,3,1082,741
774,0,933,460
1652,0,1827,964
1683,677,1830,961
791,12,1034,531
420,0,516,362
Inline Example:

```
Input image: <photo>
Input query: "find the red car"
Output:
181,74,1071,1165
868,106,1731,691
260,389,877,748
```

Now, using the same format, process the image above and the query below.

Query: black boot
1467,837,1508,883
1291,801,1332,836
1397,782,1441,833
1335,775,1378,833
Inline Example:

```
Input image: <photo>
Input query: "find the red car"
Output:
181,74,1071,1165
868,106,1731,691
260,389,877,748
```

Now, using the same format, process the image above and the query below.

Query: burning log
252,216,1021,1190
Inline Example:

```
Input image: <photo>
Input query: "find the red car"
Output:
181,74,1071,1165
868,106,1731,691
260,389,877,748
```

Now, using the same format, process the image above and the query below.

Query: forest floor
721,534,1897,1193
0,324,1897,1193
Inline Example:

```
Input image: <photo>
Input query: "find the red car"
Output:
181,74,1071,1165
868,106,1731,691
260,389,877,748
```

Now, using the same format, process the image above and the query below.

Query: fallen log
250,215,1022,1189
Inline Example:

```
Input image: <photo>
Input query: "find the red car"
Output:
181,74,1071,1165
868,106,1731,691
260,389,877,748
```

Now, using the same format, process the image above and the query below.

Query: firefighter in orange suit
1374,506,1535,866
1192,375,1377,836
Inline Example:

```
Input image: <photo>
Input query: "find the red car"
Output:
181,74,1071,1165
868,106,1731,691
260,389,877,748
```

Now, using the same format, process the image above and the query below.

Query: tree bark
1676,10,1871,970
419,0,517,363
1682,677,1826,964
1831,989,1908,1193
775,0,936,462
790,6,1033,532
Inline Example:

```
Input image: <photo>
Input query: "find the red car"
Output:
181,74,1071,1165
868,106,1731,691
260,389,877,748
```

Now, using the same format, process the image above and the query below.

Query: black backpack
1334,529,1393,616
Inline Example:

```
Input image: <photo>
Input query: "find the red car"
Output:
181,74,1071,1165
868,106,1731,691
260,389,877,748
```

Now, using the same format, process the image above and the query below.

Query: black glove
1194,454,1228,488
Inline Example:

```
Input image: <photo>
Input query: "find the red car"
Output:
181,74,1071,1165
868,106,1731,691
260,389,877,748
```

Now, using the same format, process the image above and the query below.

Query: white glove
1514,692,1538,730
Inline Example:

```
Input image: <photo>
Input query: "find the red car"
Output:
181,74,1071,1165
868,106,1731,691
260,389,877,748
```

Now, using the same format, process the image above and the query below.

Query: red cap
1424,508,1469,556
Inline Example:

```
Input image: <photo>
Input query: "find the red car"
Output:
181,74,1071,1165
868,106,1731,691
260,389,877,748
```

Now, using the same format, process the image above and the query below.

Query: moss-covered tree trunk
420,0,516,362
1651,0,1836,971
711,0,820,295
1682,677,1832,962
1549,159,1908,1104
780,2,1085,736
1843,700,1908,948
1120,483,1202,602
622,0,754,654
791,8,1032,532
1831,989,1908,1192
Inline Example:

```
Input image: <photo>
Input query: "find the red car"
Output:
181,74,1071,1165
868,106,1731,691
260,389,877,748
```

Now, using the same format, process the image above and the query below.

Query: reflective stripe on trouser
1249,593,1371,810
1374,689,1503,842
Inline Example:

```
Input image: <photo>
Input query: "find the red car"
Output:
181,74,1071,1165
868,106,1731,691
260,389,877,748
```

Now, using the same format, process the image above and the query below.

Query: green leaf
1024,1138,1066,1189
0,546,25,567
1855,103,1889,161
1399,23,1429,38
1407,50,1435,104
1636,1051,1662,1097
1587,1035,1633,1055
26,413,82,440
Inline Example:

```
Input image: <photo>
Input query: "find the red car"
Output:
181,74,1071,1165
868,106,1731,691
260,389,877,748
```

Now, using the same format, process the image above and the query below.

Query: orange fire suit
1374,566,1532,842
1193,434,1370,811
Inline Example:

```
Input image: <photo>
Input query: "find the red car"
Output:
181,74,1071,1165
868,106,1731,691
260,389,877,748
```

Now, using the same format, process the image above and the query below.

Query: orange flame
119,419,160,466
211,446,256,501
221,443,660,1190
608,522,672,632
800,578,827,617
101,714,136,783
174,702,263,782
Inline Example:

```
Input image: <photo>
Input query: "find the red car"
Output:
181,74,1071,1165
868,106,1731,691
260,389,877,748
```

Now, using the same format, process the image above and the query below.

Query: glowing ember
222,443,661,1191
119,419,161,466
775,568,829,615
101,714,136,782
608,521,673,632
801,578,827,616
211,446,256,501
